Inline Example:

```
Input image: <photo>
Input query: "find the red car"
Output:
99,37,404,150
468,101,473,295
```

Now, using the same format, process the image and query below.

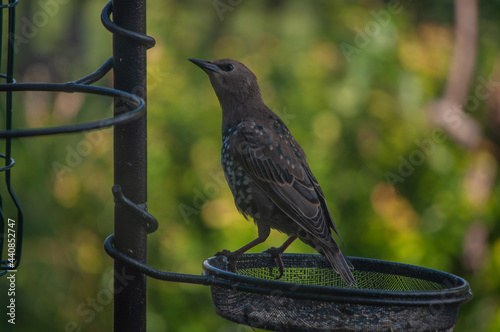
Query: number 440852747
7,218,16,267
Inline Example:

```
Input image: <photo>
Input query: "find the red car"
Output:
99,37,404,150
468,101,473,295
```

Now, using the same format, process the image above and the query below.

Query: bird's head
189,58,262,108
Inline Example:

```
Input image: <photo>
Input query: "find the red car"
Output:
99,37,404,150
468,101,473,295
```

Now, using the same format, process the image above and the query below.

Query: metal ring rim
0,83,145,138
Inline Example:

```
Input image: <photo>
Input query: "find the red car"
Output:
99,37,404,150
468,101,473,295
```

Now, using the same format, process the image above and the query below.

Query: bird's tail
321,245,356,287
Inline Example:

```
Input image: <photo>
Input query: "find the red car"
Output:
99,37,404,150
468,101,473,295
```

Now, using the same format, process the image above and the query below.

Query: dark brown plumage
189,58,356,286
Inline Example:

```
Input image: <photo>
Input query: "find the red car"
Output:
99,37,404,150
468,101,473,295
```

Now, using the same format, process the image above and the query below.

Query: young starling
189,58,356,286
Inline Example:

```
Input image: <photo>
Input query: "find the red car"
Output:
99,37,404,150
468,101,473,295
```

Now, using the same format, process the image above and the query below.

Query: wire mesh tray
203,253,472,332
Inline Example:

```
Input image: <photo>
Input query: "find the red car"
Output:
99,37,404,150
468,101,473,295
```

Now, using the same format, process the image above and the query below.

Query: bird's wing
229,118,340,247
303,167,344,243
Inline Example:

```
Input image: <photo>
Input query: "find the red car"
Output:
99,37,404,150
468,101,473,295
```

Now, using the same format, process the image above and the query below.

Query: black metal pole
112,0,148,331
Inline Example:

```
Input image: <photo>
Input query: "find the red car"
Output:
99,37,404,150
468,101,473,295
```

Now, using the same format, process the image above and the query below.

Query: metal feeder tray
104,224,472,332
203,253,472,332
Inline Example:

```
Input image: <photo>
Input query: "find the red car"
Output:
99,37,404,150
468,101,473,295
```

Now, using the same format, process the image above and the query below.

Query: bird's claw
215,249,238,273
264,247,285,279
215,249,232,257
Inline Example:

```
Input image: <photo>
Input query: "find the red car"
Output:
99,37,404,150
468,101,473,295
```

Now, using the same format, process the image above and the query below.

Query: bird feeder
204,254,472,331
105,232,472,331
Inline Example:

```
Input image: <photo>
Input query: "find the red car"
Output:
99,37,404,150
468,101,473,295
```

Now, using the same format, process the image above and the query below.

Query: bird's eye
224,63,235,71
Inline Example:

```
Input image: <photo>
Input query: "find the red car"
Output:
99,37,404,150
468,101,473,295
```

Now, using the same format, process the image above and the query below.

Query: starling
189,58,356,286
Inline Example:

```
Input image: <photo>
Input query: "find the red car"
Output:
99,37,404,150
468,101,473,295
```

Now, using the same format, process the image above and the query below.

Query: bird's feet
264,247,285,279
215,249,239,273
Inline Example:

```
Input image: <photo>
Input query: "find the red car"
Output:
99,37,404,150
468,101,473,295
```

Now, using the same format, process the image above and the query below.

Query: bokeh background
1,0,499,331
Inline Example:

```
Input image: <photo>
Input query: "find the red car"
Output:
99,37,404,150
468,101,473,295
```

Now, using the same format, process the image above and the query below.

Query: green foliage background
1,0,499,331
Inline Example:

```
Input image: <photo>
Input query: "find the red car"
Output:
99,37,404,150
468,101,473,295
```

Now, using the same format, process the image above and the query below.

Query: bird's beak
188,58,220,73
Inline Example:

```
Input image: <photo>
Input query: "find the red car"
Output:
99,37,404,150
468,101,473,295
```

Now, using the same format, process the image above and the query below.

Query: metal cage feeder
105,233,472,332
203,253,472,332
